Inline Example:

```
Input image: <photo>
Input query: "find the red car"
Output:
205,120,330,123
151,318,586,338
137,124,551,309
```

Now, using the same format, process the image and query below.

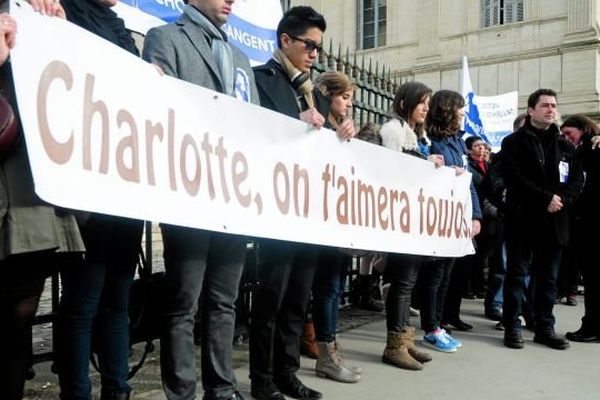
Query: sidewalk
25,297,600,399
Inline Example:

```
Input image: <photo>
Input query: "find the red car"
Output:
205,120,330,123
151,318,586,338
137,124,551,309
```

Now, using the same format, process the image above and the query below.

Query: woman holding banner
0,3,85,400
379,81,441,369
55,1,144,399
424,89,481,352
310,71,362,383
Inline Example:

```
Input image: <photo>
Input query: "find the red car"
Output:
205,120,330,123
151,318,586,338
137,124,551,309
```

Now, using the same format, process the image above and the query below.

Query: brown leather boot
300,322,319,359
404,326,432,363
382,330,423,370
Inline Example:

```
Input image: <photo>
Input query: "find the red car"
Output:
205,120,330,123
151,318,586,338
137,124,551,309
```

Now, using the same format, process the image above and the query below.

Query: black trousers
503,234,562,335
159,226,246,400
249,240,318,384
384,254,422,331
576,219,600,333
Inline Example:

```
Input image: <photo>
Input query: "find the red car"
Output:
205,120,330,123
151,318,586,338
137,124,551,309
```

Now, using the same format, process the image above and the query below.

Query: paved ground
24,295,600,399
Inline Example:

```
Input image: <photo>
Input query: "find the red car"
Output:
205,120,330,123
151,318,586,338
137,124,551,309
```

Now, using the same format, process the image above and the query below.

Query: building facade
290,0,600,119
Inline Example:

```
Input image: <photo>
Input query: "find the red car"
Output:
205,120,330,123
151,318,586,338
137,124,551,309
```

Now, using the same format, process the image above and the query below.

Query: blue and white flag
460,55,518,151
115,0,281,66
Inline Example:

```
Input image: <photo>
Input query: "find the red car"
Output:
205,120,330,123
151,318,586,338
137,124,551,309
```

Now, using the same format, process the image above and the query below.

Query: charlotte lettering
36,60,261,214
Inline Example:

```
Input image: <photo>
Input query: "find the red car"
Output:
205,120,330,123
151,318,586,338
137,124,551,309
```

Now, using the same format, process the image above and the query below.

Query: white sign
461,55,518,150
10,3,474,257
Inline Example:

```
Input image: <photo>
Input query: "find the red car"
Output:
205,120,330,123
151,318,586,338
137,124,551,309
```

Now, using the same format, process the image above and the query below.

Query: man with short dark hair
248,6,330,400
142,1,258,399
500,89,583,350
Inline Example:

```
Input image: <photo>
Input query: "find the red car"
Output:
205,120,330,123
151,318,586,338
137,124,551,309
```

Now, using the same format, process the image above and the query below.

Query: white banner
10,3,474,257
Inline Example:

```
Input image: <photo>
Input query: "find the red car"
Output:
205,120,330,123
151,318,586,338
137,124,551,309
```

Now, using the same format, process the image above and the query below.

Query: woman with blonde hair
309,70,361,383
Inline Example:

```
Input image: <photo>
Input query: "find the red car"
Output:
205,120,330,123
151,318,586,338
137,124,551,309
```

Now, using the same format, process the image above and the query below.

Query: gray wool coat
142,8,259,106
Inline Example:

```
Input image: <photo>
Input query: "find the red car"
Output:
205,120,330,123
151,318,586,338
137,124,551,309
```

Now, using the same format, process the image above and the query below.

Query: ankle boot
334,338,362,375
316,342,360,383
382,331,424,370
300,322,319,359
404,326,432,363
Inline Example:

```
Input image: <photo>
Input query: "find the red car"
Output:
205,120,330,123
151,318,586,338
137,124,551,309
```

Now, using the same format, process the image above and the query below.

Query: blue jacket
430,132,483,220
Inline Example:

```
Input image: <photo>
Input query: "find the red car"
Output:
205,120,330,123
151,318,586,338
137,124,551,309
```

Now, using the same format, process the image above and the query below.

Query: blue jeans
313,248,346,342
58,215,143,400
486,242,507,312
419,258,455,332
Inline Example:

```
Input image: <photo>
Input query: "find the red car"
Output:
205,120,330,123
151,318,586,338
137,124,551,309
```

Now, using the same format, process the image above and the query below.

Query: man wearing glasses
249,6,329,400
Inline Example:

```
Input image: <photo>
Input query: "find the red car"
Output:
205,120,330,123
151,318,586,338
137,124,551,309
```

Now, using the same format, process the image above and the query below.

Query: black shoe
565,328,600,343
251,381,285,400
100,390,130,400
442,319,473,331
274,375,322,399
205,391,246,400
565,296,578,307
485,309,502,321
357,298,384,312
462,292,477,300
533,333,570,350
504,330,524,349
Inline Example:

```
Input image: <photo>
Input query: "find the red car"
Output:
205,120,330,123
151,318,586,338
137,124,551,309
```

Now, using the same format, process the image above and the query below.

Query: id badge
559,161,569,183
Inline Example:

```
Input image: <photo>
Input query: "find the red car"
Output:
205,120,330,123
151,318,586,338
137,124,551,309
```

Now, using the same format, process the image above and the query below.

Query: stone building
286,0,600,119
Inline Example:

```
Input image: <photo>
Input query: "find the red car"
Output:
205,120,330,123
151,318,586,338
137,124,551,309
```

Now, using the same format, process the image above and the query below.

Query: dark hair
356,122,382,145
465,136,484,150
276,6,326,48
427,90,465,139
391,81,432,138
560,114,599,138
527,88,557,109
513,112,527,131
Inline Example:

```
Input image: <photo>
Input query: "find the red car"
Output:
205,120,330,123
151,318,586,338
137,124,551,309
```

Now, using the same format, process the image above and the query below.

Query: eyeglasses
289,35,322,53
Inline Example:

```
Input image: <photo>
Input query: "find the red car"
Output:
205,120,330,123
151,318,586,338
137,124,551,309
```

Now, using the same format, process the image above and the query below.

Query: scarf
62,0,138,56
185,5,235,97
273,48,315,110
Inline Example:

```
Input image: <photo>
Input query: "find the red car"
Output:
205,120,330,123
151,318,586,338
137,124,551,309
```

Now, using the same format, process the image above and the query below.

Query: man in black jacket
500,89,583,350
248,6,330,400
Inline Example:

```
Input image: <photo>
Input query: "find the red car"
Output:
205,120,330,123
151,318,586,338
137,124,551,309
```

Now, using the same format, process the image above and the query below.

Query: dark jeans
443,255,470,322
58,215,143,400
419,258,456,332
503,235,562,335
384,254,421,331
160,226,246,400
313,248,346,343
249,240,318,384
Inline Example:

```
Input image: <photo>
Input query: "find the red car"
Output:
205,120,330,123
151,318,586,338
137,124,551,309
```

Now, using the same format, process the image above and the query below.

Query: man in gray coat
142,1,258,399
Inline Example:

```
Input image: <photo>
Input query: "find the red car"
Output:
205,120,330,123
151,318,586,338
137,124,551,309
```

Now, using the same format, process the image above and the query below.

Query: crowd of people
0,1,598,400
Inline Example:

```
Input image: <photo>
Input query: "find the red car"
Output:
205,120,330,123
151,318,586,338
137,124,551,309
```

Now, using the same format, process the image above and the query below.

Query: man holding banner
142,0,258,399
249,6,329,400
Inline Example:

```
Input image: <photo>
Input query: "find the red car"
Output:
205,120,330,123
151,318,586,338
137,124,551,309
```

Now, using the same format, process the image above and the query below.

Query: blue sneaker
423,329,458,353
441,329,462,348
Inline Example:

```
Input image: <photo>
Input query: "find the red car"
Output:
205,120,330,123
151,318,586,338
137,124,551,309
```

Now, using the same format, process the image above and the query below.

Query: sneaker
423,329,458,353
440,328,462,348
